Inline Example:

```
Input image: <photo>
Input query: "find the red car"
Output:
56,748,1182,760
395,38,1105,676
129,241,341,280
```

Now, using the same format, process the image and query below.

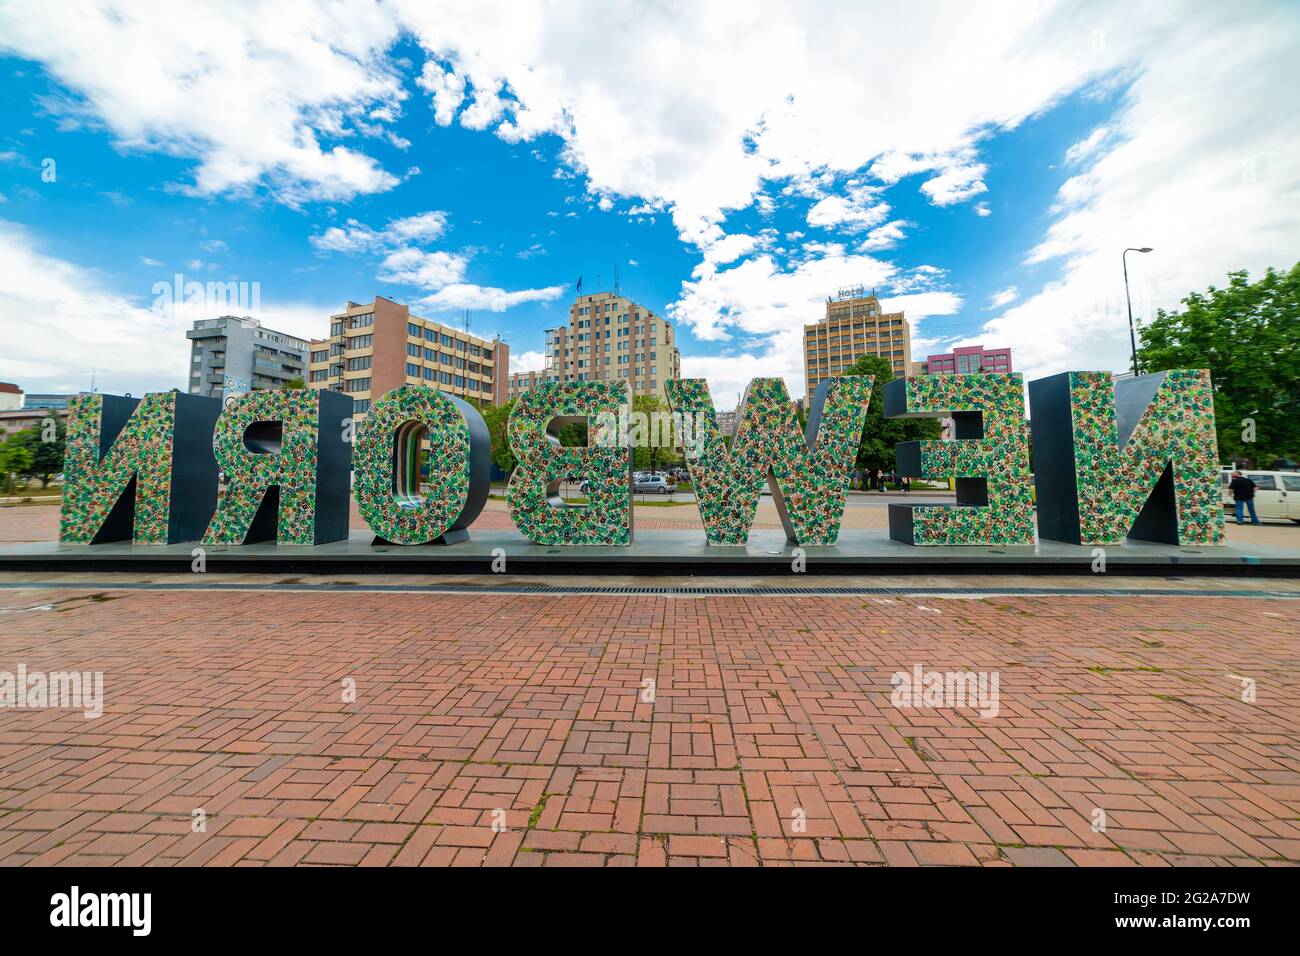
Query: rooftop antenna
614,263,620,295
89,370,97,393
461,309,471,335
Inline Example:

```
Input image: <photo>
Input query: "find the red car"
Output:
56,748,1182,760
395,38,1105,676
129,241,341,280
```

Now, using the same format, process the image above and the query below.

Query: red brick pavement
0,587,1296,867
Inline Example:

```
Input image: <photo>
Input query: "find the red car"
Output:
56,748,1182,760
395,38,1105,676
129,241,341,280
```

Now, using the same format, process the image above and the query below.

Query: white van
1219,468,1300,523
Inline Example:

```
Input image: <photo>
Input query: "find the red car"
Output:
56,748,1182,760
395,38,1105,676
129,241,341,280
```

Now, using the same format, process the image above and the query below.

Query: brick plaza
1,566,1297,867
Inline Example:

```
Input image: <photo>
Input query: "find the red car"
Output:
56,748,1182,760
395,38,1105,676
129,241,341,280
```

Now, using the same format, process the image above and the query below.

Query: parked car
634,475,676,494
1219,467,1300,522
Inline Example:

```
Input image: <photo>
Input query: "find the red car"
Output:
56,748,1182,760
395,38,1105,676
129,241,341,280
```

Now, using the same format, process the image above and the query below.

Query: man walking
1228,470,1260,525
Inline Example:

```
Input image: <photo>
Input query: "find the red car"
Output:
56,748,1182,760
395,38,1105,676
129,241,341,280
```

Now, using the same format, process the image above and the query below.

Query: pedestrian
874,468,882,491
902,476,910,493
1228,470,1260,525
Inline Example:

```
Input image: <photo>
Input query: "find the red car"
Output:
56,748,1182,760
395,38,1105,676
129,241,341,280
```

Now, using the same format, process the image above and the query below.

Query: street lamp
1123,246,1153,375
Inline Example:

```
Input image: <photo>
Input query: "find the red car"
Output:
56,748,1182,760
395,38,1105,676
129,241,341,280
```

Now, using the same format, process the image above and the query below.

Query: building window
346,356,372,371
346,377,370,392
346,334,373,348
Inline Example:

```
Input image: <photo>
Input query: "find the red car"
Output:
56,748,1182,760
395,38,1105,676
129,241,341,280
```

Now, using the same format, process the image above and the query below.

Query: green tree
1137,263,1299,465
842,353,942,473
11,419,66,487
478,399,517,474
0,436,34,495
278,376,306,390
631,393,669,472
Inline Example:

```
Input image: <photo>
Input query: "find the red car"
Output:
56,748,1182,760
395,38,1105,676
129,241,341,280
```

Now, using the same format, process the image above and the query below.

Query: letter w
666,377,872,546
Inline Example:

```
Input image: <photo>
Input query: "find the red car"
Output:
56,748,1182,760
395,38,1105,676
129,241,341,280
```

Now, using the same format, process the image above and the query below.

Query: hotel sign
57,369,1224,550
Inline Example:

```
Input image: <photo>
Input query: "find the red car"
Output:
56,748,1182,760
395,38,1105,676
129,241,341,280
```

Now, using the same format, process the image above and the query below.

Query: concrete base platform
0,530,1295,576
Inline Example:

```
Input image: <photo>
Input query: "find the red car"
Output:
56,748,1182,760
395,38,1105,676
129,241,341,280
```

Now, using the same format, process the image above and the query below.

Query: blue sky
0,1,1296,406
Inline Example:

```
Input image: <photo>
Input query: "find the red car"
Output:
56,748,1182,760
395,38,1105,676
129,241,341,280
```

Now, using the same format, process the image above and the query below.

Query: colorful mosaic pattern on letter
355,385,479,545
666,377,872,546
204,390,325,546
506,381,632,546
60,392,178,544
1068,370,1222,545
886,373,1034,546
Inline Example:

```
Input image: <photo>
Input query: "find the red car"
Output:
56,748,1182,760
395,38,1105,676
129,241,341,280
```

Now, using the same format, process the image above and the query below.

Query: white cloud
139,256,163,267
920,160,988,206
857,220,910,252
1064,125,1110,165
511,349,548,373
310,210,448,253
806,183,888,231
415,283,563,313
377,248,468,289
0,219,331,394
0,0,407,204
988,285,1019,309
977,4,1300,382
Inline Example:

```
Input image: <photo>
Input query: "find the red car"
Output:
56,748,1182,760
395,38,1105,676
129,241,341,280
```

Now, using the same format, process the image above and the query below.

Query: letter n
60,392,221,544
1028,370,1223,545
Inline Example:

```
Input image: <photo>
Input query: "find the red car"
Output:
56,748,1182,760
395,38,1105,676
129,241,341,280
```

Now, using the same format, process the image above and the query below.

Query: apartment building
921,344,1013,375
507,291,682,404
0,383,20,411
307,296,508,416
186,315,309,401
803,288,911,401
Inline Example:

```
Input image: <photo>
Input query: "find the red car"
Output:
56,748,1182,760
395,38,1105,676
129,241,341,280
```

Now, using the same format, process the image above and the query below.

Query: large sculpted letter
506,381,632,545
354,385,489,545
667,377,872,546
1028,369,1223,545
60,391,221,544
885,373,1034,546
203,389,352,545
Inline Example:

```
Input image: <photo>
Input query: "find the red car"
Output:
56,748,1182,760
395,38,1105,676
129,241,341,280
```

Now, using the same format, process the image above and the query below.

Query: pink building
923,344,1013,375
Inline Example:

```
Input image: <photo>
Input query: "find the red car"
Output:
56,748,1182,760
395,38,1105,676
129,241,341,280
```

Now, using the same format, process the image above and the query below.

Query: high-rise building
803,288,911,401
921,344,1013,375
186,315,309,402
307,296,509,416
506,291,682,403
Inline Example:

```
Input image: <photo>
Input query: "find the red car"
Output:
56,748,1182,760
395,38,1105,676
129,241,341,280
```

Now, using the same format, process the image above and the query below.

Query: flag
576,275,583,293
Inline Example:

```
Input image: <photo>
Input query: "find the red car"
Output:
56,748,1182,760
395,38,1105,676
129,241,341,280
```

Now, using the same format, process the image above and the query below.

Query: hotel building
506,291,681,404
803,288,911,402
307,296,509,416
